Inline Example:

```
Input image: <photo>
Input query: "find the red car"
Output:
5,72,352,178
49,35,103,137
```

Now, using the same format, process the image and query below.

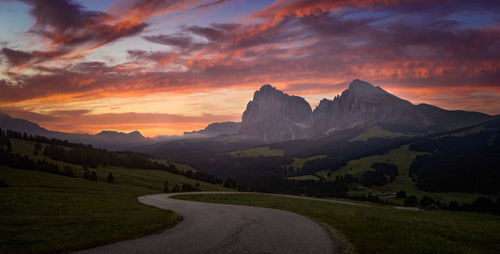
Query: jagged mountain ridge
235,79,491,142
239,84,312,143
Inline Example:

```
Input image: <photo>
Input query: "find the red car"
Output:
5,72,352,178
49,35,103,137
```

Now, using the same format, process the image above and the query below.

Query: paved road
75,192,338,254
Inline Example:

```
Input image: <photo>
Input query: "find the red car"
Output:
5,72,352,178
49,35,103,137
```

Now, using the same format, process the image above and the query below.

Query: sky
0,0,499,137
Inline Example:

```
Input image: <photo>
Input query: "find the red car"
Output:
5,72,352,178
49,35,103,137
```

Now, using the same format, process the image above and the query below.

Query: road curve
75,192,338,254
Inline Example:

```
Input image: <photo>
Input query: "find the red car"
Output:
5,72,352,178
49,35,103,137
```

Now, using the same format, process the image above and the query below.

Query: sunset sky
0,0,499,137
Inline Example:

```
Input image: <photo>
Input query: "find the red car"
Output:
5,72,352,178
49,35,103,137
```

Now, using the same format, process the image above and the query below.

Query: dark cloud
194,0,232,9
143,33,195,48
1,47,68,67
127,50,179,65
23,0,147,46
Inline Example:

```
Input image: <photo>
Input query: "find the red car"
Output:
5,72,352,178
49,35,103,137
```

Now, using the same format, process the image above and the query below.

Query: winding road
75,192,338,254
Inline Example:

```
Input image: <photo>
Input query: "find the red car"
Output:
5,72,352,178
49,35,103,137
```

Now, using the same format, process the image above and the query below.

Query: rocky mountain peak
240,84,312,143
346,79,388,97
252,84,286,101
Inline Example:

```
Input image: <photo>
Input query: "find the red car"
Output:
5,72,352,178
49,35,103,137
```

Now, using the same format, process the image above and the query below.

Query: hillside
0,132,230,253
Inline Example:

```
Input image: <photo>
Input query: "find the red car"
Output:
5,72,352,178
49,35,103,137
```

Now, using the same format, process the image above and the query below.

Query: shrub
106,173,114,183
62,166,74,177
163,180,169,193
396,190,407,198
89,171,98,181
404,195,418,207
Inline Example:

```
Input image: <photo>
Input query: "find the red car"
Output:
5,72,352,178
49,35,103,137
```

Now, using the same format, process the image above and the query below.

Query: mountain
237,80,491,142
311,79,491,135
0,113,154,150
0,113,51,136
184,122,241,137
240,84,312,143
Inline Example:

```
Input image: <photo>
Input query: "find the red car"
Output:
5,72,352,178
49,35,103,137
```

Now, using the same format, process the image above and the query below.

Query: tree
83,169,90,179
34,142,42,155
404,195,418,207
106,173,114,183
419,195,436,207
163,180,169,193
7,139,11,152
396,191,407,198
90,171,98,181
223,177,237,189
62,166,74,177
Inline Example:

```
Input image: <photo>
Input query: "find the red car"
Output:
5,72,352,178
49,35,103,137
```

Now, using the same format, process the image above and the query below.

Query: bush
62,166,74,177
396,191,407,198
419,195,436,207
106,173,114,183
404,195,418,207
223,177,237,189
163,180,169,193
89,171,98,181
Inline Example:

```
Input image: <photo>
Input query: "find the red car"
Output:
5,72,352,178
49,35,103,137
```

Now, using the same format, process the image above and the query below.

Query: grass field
0,139,229,253
174,193,500,254
289,155,327,170
0,166,179,254
228,146,284,158
349,126,408,141
10,138,228,192
330,145,424,180
287,174,320,181
328,144,490,204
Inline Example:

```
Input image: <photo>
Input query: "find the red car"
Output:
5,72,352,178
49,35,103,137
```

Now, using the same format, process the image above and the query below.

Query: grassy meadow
228,146,284,158
0,139,229,253
349,126,409,141
174,193,500,254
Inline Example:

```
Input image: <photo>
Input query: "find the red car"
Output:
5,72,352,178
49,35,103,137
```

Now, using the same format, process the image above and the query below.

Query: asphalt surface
75,192,338,254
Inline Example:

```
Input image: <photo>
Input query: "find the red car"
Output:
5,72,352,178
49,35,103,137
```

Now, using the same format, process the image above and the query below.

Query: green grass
174,193,500,254
228,146,284,158
349,126,409,141
330,144,491,204
10,138,228,192
331,145,424,180
288,174,320,181
289,155,327,170
0,138,230,253
152,158,197,172
92,166,229,192
0,166,180,254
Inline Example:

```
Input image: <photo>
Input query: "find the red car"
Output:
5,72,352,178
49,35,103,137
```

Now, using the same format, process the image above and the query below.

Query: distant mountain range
191,79,491,143
0,79,494,149
184,122,241,137
0,113,154,150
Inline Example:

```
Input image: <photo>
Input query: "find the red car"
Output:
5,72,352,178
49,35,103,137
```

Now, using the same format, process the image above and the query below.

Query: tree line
409,129,500,194
0,128,222,185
